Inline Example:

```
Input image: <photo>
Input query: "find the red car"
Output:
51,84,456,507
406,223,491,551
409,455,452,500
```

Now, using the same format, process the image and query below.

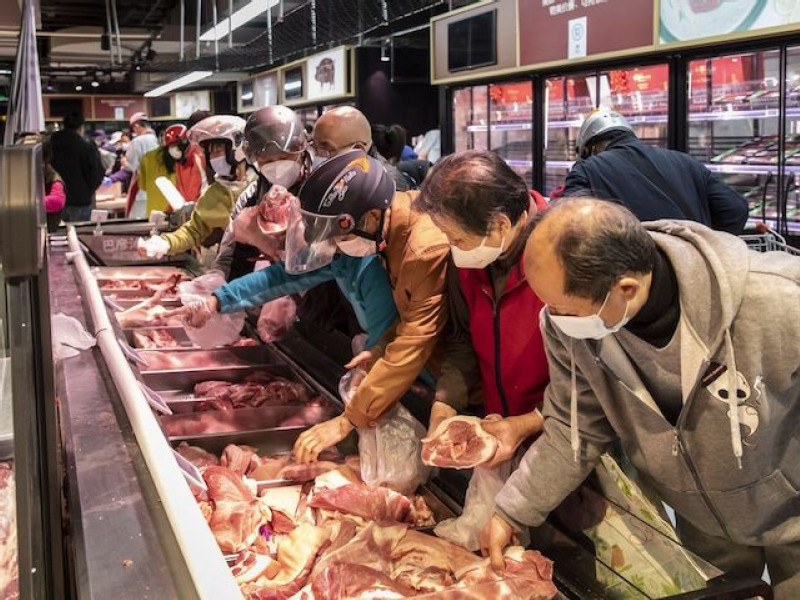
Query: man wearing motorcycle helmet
180,149,450,462
137,115,250,259
212,105,313,281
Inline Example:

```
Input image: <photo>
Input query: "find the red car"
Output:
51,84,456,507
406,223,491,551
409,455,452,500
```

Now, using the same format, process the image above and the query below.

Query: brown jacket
345,191,450,427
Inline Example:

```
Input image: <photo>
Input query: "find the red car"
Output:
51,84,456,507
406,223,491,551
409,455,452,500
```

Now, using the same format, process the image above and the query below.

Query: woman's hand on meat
480,410,543,468
294,415,354,463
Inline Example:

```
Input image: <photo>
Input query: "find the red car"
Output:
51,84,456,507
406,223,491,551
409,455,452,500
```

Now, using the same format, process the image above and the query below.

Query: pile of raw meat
0,462,17,600
422,417,498,469
99,273,185,294
176,444,556,600
131,329,181,349
191,373,321,413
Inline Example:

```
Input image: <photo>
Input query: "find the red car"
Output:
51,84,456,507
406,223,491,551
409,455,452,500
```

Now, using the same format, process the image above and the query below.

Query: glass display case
545,64,669,195
452,84,490,154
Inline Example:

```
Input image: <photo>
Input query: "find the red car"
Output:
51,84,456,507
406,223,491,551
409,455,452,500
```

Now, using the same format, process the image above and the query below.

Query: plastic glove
136,235,171,259
179,296,219,329
256,297,297,342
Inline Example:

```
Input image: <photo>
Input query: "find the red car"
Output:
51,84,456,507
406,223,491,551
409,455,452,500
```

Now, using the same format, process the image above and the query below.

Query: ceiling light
381,46,390,62
91,80,100,88
144,70,214,97
200,0,280,42
75,85,83,91
0,69,10,75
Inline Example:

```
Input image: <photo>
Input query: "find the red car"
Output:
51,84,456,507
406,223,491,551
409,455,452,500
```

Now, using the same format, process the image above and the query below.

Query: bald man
483,198,800,598
312,107,410,191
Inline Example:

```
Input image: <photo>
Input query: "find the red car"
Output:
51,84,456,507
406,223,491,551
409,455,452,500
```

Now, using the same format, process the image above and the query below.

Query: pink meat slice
194,380,232,396
203,466,267,552
422,416,498,469
220,444,258,476
310,564,414,599
454,547,557,600
175,442,219,469
309,483,414,524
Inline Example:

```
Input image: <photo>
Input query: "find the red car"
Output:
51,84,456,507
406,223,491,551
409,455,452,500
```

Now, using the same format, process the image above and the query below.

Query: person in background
212,105,313,282
563,108,749,234
103,131,132,191
414,150,550,464
371,123,405,165
137,115,249,258
90,130,116,172
42,138,66,232
164,123,206,204
49,112,105,222
483,198,800,598
126,112,159,218
311,107,410,192
414,129,441,164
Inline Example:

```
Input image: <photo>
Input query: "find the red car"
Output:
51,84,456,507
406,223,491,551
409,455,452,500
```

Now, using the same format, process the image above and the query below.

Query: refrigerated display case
545,64,669,195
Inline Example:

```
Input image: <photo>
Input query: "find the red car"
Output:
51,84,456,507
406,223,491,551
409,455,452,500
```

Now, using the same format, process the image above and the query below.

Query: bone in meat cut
309,483,414,524
421,416,498,469
231,550,281,585
220,444,259,476
260,486,303,534
204,466,269,552
391,529,481,593
241,523,330,600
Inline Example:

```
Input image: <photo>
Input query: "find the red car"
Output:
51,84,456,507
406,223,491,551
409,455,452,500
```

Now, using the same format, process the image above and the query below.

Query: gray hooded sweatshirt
495,220,800,547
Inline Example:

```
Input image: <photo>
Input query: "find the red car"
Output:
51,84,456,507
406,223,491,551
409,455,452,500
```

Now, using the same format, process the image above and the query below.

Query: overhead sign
660,0,800,44
92,96,147,121
305,47,347,101
519,0,655,67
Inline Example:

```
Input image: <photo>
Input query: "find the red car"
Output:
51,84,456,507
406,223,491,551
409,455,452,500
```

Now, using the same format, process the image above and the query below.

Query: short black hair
371,124,406,163
414,149,529,236
536,198,657,303
187,110,212,129
63,112,85,130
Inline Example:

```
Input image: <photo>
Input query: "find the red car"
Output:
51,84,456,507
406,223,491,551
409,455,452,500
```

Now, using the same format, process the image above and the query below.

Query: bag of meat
178,270,245,349
434,463,527,552
232,185,292,262
421,416,498,469
339,369,431,495
257,296,297,342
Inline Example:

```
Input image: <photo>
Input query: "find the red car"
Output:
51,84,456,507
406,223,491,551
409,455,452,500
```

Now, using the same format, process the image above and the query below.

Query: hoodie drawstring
570,339,580,463
724,330,744,469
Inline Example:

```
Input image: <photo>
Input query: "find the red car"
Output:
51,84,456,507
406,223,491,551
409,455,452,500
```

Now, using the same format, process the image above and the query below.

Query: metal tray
160,404,339,438
136,345,277,373
91,266,189,280
112,298,184,311
124,327,195,350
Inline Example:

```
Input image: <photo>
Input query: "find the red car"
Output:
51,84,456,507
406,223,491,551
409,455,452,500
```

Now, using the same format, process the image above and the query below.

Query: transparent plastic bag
434,463,511,552
257,296,297,342
51,313,97,361
339,368,431,495
177,271,245,349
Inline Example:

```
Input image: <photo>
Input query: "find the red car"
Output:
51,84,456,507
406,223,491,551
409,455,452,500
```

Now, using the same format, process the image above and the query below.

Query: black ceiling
40,0,179,31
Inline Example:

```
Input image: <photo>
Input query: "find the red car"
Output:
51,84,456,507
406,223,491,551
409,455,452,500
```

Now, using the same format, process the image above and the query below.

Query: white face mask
210,156,232,178
168,146,183,160
336,236,377,257
450,234,505,269
260,159,302,188
547,291,631,340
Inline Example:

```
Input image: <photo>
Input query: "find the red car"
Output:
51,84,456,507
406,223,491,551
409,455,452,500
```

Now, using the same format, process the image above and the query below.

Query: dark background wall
355,47,439,138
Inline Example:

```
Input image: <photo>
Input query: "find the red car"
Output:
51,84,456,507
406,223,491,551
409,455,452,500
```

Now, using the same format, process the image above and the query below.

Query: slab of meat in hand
454,547,557,600
310,564,413,599
241,523,330,600
422,416,498,469
175,442,219,469
309,483,414,524
220,444,258,476
204,466,269,552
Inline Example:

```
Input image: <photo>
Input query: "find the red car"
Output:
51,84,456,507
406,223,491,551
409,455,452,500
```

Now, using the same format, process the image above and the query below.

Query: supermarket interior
2,0,800,599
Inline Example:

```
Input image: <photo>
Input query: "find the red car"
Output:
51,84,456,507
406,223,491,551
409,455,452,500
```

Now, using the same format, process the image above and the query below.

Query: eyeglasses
309,139,366,159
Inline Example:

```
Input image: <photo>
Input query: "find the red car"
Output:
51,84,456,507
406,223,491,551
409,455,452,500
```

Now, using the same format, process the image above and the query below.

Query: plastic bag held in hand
233,185,293,260
434,463,529,552
177,272,245,349
51,313,96,361
339,368,431,495
257,296,297,342
137,235,170,259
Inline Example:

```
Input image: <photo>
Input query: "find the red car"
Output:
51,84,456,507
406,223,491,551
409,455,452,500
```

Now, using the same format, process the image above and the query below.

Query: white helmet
189,114,247,161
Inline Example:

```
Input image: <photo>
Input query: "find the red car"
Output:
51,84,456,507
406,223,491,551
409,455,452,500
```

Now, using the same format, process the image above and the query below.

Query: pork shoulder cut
421,416,498,469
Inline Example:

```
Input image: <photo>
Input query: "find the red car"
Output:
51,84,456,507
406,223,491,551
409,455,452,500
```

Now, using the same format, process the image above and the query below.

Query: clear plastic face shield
284,197,350,274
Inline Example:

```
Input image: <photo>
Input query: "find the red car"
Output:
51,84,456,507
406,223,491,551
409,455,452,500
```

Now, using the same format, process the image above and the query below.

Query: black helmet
285,150,395,273
242,105,306,164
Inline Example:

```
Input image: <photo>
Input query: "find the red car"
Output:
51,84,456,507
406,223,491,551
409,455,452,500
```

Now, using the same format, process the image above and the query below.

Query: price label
172,448,207,491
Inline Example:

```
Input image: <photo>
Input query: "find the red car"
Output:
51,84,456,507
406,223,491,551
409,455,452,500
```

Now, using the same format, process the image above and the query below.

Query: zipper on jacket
481,287,510,417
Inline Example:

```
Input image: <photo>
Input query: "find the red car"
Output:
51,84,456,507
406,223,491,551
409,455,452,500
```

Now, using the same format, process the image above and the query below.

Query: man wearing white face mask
483,198,800,598
412,150,550,468
137,115,250,259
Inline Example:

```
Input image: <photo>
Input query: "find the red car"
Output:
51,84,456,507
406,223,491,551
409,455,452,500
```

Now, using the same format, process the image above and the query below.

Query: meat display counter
53,215,773,597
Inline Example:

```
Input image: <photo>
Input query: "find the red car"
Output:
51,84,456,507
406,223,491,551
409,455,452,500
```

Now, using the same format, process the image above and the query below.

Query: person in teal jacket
212,253,398,351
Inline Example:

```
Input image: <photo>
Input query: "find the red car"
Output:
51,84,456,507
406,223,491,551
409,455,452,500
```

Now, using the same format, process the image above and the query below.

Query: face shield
284,197,349,274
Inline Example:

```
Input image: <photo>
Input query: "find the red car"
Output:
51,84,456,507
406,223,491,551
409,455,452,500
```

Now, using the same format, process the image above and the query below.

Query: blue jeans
62,205,92,222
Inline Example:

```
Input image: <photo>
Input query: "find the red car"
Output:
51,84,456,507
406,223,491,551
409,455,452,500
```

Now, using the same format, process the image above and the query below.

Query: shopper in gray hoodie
484,198,800,598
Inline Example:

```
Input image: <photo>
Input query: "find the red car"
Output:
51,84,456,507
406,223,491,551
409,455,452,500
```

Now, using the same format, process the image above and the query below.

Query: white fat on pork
421,416,498,469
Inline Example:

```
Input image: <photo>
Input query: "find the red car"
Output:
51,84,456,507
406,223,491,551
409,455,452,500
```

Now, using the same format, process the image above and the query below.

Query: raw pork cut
260,486,304,534
453,547,557,600
204,466,269,552
0,463,17,600
176,442,219,469
231,550,280,585
310,564,413,599
132,329,180,349
309,483,414,524
220,444,259,476
241,523,330,600
192,377,314,412
422,417,498,469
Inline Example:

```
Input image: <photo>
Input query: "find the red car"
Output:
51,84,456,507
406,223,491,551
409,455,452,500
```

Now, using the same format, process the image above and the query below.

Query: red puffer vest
457,191,549,417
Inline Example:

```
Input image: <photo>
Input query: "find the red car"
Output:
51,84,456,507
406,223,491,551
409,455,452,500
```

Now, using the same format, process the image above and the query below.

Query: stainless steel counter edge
64,227,243,599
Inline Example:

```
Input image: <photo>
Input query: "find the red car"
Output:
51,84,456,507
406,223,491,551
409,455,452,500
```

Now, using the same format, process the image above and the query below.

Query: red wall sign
92,97,148,121
519,0,655,67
